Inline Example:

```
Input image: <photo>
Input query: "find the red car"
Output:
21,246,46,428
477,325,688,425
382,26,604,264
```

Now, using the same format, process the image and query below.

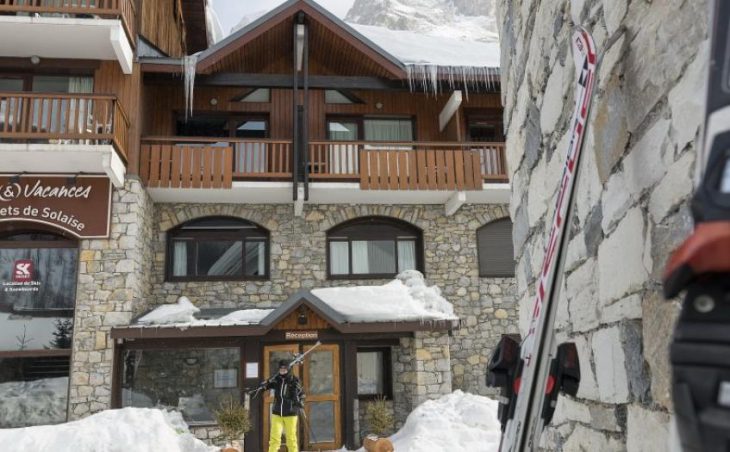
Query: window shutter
478,218,515,277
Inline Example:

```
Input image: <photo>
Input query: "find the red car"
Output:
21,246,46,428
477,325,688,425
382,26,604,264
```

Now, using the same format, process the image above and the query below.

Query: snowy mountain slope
345,0,498,42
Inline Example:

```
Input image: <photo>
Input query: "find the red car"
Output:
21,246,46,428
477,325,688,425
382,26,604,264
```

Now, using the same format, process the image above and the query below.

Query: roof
111,289,459,340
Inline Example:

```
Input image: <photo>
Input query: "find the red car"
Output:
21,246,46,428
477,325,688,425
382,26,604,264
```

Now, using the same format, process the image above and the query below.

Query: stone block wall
150,203,518,397
68,178,155,418
497,0,707,449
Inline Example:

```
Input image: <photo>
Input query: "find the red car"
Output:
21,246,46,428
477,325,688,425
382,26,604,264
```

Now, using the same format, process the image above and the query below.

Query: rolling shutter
477,218,516,277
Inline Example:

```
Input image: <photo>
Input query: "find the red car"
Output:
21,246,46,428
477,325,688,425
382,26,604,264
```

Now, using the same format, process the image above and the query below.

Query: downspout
292,17,299,202
302,17,310,201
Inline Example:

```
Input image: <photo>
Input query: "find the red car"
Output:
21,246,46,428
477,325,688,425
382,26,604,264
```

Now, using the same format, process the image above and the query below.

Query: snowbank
136,297,273,327
0,377,68,428
374,391,501,452
0,407,216,452
312,270,457,323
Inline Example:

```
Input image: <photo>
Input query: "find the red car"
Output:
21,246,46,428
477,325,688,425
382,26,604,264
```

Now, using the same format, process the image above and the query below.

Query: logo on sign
13,260,33,282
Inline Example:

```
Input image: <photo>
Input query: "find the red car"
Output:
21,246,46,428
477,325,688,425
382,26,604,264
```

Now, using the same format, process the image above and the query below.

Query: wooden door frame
302,343,342,450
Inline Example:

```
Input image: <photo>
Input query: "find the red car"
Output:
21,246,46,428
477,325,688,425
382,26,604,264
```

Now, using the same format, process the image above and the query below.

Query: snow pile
312,270,456,323
138,297,200,325
389,390,501,452
0,408,216,452
0,377,68,428
136,297,273,328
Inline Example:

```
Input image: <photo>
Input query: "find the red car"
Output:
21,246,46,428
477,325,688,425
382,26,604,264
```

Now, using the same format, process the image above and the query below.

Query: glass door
327,119,360,175
262,344,300,452
302,344,341,450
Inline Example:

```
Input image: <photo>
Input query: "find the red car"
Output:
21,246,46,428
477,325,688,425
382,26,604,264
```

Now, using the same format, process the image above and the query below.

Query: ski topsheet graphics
500,28,597,452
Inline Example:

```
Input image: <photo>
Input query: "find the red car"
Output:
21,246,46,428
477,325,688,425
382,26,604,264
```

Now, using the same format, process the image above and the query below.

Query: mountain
344,0,498,42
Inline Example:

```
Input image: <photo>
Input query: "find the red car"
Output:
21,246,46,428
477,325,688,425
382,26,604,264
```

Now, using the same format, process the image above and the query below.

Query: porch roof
111,289,459,340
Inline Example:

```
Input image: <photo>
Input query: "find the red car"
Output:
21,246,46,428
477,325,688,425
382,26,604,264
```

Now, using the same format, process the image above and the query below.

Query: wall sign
0,176,112,238
285,331,318,341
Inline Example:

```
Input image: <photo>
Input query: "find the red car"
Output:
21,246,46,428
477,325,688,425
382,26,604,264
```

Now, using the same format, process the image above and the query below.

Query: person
262,359,306,452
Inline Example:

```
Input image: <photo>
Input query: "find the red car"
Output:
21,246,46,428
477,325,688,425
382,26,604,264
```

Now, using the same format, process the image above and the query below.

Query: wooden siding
142,84,501,142
139,0,186,57
273,306,331,331
95,61,142,172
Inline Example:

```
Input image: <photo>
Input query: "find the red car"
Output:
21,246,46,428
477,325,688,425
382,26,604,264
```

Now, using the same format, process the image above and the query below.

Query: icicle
182,53,200,121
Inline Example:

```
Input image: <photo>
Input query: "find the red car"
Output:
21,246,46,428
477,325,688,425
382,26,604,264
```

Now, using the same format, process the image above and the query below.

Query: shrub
214,395,251,443
364,396,394,437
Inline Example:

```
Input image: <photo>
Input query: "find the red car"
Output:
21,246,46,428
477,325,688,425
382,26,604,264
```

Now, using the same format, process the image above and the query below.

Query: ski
246,341,322,398
662,1,730,451
488,27,597,452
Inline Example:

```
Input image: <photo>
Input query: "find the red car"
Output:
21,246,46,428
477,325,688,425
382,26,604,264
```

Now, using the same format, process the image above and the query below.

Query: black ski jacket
264,373,305,417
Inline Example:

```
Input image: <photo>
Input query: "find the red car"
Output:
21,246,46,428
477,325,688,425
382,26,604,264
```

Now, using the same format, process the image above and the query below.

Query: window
364,118,413,142
466,109,504,142
324,89,362,104
477,218,515,277
167,217,269,281
0,74,93,93
235,88,270,103
176,115,269,138
0,227,78,428
327,217,422,279
356,348,392,399
121,347,240,425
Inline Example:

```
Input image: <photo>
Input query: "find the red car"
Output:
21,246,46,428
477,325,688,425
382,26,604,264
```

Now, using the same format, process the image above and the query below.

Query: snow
137,296,200,324
0,377,68,428
0,408,216,452
205,0,225,45
135,297,273,328
352,23,499,67
389,391,501,452
312,270,457,323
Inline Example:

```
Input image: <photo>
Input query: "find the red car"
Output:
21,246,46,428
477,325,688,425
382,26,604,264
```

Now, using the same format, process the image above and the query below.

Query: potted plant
363,397,395,452
214,395,251,452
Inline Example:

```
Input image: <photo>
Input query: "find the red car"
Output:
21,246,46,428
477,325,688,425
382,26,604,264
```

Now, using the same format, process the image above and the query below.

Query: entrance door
262,344,341,451
303,344,341,450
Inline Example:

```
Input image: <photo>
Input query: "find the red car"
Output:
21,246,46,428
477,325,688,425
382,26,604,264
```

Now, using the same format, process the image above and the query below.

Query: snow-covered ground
0,377,68,428
0,407,216,452
345,391,501,451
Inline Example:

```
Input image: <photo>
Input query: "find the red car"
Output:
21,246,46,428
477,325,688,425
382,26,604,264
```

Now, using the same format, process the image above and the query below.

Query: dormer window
324,89,362,104
235,88,270,103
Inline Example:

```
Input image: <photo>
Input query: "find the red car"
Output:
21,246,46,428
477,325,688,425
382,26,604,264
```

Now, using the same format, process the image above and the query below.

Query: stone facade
64,196,518,443
498,0,707,449
150,202,518,396
69,177,155,418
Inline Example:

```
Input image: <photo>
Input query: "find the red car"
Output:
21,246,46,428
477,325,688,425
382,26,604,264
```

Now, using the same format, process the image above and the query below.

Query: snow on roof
387,390,501,452
0,407,215,452
352,23,500,68
311,270,457,323
136,297,272,328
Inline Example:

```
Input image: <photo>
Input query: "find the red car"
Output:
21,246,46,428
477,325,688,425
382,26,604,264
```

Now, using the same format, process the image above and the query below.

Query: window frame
326,217,424,280
325,115,417,143
165,217,270,282
0,72,95,92
0,225,78,362
477,217,516,278
356,346,393,401
174,113,270,139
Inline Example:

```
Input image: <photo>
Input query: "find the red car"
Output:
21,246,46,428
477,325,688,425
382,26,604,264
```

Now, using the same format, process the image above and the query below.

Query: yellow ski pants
268,414,298,452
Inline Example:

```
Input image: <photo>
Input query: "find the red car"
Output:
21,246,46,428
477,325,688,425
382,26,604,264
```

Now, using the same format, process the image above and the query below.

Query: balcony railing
0,92,129,160
309,141,508,189
140,138,507,190
0,0,136,44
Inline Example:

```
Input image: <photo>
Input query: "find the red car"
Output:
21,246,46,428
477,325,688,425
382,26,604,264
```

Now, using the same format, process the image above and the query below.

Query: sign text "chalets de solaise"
0,181,92,232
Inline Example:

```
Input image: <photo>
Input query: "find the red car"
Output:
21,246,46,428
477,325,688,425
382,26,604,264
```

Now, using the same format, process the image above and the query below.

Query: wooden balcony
0,0,136,44
0,92,129,161
309,141,508,189
140,138,508,191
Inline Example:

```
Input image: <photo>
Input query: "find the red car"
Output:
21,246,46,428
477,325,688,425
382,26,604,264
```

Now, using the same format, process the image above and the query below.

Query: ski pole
299,406,320,449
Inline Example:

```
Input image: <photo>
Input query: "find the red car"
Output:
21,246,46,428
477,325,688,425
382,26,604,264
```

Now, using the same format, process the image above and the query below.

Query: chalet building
0,0,518,450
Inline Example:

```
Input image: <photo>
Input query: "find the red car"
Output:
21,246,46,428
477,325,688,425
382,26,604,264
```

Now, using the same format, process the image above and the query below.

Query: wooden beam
439,90,463,132
193,73,408,90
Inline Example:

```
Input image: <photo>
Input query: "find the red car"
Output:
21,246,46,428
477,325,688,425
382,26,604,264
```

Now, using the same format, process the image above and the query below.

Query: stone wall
150,203,518,397
497,0,707,449
68,178,155,418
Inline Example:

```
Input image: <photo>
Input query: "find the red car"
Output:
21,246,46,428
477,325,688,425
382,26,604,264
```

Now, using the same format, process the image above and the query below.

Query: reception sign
0,175,112,238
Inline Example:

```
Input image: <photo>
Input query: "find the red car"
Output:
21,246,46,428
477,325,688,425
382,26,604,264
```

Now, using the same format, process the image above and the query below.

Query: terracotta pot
363,435,394,452
221,440,243,452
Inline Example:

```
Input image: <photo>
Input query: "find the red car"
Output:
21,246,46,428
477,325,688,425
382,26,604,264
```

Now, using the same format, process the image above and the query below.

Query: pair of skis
246,340,322,399
488,27,597,451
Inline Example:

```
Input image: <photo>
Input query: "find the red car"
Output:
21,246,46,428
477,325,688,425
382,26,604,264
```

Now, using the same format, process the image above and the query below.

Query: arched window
477,218,515,277
327,217,423,279
167,216,269,281
0,224,78,427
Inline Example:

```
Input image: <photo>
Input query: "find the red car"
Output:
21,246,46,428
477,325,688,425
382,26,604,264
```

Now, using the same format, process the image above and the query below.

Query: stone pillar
393,332,452,428
68,178,153,419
